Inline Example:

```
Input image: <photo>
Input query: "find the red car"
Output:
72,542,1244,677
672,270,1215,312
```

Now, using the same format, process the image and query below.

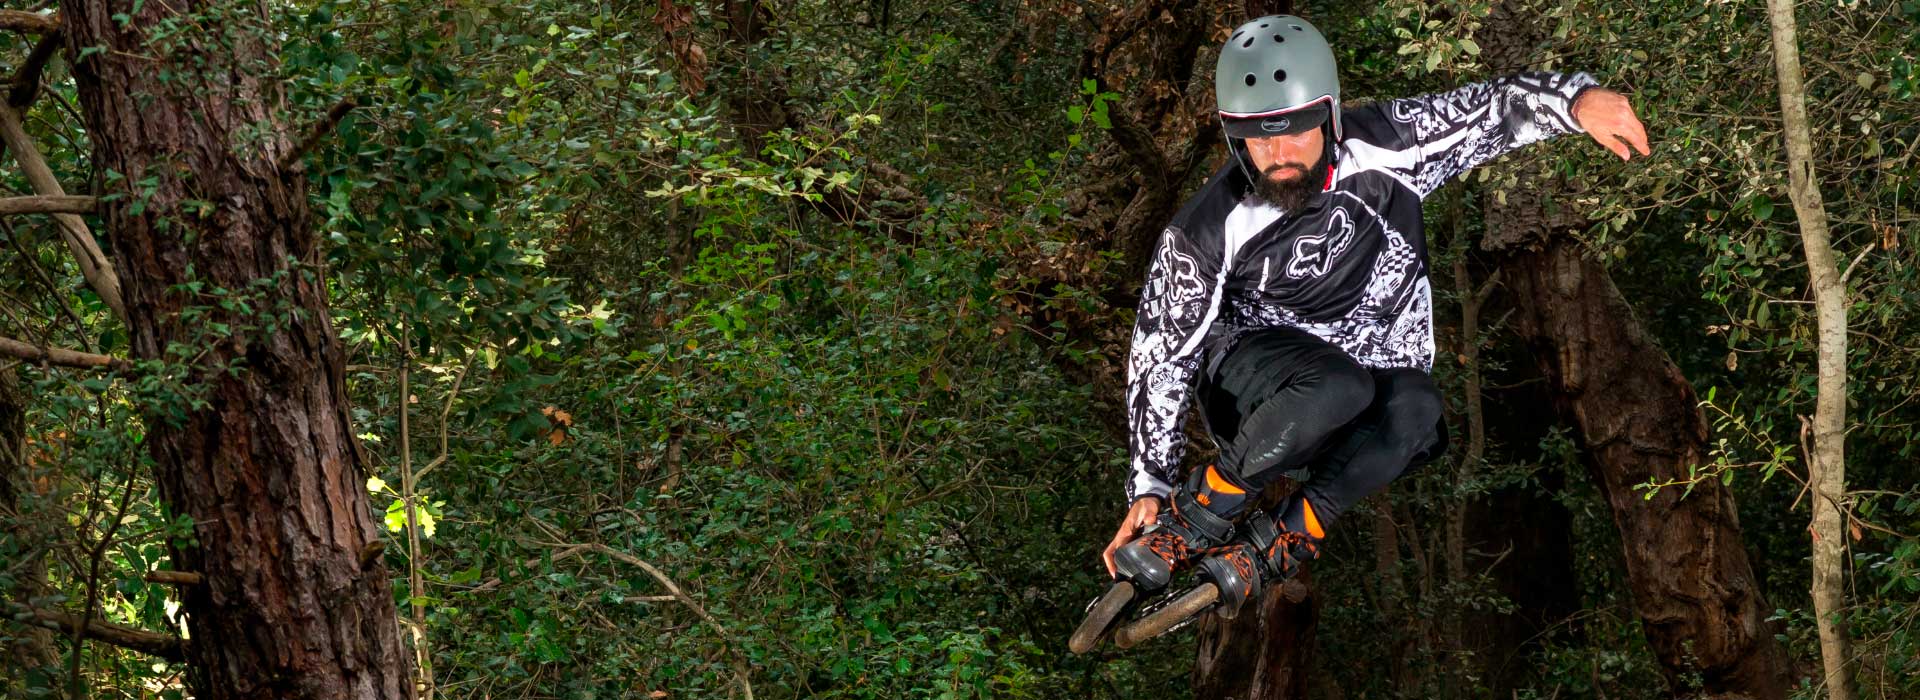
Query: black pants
1198,326,1445,532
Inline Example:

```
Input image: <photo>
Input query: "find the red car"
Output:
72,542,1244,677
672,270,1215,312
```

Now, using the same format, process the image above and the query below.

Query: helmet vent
1272,34,1285,43
1244,73,1257,86
1241,36,1255,48
1231,30,1244,41
1292,25,1304,31
1273,69,1287,82
1259,23,1269,28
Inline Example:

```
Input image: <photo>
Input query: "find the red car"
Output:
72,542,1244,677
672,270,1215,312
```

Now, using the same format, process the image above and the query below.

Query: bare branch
9,29,62,108
564,537,756,700
0,334,126,370
142,570,204,585
0,10,58,34
466,543,591,593
0,195,95,216
3,601,185,662
0,104,125,322
279,97,357,174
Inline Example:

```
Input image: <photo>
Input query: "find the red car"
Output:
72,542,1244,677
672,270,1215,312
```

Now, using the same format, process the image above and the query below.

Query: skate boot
1110,465,1248,592
1106,500,1328,649
1070,465,1248,654
1196,498,1325,620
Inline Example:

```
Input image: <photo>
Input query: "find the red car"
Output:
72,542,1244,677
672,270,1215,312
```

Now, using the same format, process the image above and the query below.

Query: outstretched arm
1362,71,1645,198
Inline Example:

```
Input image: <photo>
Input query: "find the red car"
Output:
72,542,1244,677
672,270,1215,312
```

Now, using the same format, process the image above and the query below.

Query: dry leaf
1849,520,1863,541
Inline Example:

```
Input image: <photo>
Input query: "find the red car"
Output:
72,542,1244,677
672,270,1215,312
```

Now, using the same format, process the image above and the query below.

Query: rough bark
717,0,790,154
1763,0,1854,695
0,9,59,34
1191,570,1317,700
1,368,60,693
1072,0,1223,274
1472,1,1790,695
1488,208,1790,698
55,1,413,698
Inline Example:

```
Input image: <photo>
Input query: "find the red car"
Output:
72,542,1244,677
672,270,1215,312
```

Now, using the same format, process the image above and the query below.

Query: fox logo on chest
1286,206,1355,280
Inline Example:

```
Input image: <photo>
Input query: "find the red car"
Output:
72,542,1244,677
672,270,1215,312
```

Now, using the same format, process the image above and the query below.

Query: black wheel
1112,583,1218,649
1068,581,1136,654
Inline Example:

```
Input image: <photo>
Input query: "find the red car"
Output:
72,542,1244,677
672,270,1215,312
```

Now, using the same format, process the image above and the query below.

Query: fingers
1602,131,1630,161
1104,498,1160,578
1627,115,1651,156
1102,529,1128,578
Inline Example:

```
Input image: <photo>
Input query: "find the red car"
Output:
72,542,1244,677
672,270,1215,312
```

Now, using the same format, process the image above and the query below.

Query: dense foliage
1,0,1915,698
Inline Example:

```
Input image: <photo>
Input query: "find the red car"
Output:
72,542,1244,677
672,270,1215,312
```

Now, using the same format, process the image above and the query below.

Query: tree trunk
1471,0,1789,694
1763,0,1854,696
56,2,413,698
1192,570,1317,700
0,368,59,693
1490,225,1790,699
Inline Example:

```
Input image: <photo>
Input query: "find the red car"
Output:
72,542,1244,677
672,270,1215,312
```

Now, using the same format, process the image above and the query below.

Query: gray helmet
1215,15,1342,140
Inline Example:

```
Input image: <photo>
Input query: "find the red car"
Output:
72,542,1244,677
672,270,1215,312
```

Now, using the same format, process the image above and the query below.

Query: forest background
0,0,1915,699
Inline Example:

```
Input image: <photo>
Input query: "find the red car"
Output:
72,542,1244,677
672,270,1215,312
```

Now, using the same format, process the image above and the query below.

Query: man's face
1244,127,1326,187
1240,126,1327,211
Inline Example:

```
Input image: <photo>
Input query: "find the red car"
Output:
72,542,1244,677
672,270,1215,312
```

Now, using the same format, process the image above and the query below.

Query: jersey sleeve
1124,224,1226,504
1370,71,1600,199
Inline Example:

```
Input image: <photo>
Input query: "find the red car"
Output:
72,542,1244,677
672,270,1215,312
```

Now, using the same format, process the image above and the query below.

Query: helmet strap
1221,114,1261,195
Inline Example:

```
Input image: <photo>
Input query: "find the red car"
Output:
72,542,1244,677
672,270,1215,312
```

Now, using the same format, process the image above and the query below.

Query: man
1102,15,1649,616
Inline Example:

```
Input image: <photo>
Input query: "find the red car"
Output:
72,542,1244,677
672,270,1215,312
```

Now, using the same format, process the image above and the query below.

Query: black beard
1251,167,1319,212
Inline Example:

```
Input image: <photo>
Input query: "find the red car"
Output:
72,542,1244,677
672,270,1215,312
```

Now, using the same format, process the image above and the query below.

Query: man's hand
1103,496,1162,578
1572,87,1650,161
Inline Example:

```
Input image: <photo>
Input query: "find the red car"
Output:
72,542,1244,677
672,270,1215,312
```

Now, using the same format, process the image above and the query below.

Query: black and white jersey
1124,71,1598,503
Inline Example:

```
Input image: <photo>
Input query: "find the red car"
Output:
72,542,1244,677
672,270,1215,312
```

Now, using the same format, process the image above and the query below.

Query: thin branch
409,351,473,484
527,520,754,700
0,10,58,34
0,103,124,322
0,333,125,370
141,570,204,585
279,97,357,174
2,602,184,662
0,218,94,352
464,544,590,593
0,194,95,216
69,465,142,696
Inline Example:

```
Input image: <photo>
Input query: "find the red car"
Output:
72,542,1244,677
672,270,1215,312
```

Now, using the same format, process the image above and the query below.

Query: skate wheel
1068,581,1135,654
1113,583,1218,649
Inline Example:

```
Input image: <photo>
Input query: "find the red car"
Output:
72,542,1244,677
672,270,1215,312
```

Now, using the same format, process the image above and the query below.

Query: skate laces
1138,503,1231,569
1260,529,1319,573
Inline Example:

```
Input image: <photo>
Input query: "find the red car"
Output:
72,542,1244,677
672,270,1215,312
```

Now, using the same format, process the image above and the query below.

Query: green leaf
1458,38,1481,56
